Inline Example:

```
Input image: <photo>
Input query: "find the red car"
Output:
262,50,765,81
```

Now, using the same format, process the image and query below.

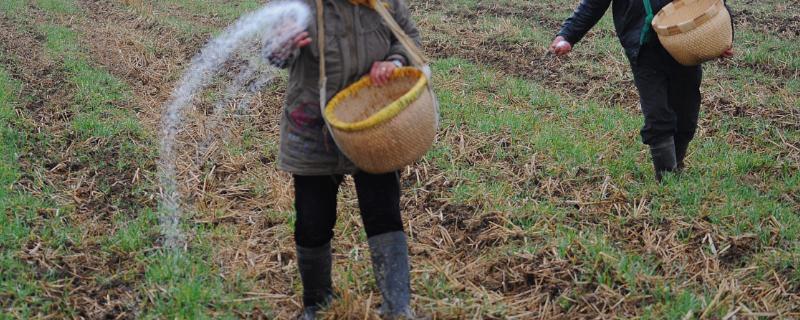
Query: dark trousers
293,172,404,248
631,41,703,147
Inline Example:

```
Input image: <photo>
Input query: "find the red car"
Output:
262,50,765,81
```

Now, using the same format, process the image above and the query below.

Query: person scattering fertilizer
550,0,735,181
268,0,420,318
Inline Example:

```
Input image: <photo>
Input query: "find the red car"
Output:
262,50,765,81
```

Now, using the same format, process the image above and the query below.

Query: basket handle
369,0,428,68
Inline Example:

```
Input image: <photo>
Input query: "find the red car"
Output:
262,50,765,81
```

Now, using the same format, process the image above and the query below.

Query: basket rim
324,66,428,132
652,0,724,36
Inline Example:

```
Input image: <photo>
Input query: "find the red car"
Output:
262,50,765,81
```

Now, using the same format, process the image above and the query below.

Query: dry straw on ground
2,0,798,318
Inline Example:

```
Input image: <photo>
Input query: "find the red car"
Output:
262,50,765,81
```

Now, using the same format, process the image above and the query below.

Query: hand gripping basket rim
653,0,725,36
324,67,428,132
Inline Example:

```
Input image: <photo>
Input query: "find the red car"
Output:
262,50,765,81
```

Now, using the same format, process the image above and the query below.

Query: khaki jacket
278,0,421,175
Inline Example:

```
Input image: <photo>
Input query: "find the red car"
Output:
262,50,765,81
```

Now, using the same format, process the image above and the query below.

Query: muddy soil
3,0,798,318
0,9,148,319
734,1,800,38
416,2,800,133
66,1,302,317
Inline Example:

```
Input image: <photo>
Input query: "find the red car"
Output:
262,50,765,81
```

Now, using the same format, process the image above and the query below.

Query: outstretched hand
267,31,311,67
549,36,573,56
290,31,312,49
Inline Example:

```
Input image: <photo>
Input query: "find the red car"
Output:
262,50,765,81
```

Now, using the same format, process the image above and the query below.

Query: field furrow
1,0,798,319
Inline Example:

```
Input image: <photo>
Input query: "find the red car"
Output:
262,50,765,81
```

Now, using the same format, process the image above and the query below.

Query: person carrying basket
549,0,735,181
267,0,420,318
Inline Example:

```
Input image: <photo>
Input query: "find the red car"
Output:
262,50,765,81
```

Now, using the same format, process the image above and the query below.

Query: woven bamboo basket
324,67,437,174
652,0,733,66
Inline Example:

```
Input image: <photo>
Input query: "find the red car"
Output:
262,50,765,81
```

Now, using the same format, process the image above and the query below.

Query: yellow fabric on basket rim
325,67,427,132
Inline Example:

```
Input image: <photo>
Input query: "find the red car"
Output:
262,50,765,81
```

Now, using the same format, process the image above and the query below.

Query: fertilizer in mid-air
158,1,311,249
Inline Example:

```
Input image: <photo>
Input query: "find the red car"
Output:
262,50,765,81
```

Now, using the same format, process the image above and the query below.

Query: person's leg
668,64,703,170
354,171,404,238
632,45,678,181
294,174,343,318
353,171,412,318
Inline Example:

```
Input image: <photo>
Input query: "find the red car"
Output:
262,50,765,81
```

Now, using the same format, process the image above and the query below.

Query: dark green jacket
278,0,420,175
558,0,733,63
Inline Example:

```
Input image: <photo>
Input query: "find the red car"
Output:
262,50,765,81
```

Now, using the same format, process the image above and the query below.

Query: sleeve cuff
386,54,408,66
557,32,577,45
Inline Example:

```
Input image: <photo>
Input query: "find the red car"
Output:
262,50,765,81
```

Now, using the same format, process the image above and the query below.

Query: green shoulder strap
641,0,655,45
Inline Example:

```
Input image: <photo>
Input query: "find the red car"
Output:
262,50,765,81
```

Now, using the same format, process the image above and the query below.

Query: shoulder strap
369,0,428,67
640,0,655,45
316,0,327,112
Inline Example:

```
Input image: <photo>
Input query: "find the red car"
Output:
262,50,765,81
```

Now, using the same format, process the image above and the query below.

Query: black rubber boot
650,137,678,182
297,243,333,320
368,231,413,319
675,138,690,171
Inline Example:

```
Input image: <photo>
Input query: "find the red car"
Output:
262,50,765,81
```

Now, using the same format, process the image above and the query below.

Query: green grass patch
36,0,77,15
428,55,799,317
0,64,61,318
3,0,797,317
0,0,27,16
142,236,274,319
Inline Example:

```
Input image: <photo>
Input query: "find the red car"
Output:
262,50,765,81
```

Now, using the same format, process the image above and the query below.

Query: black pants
631,41,703,147
293,172,403,248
